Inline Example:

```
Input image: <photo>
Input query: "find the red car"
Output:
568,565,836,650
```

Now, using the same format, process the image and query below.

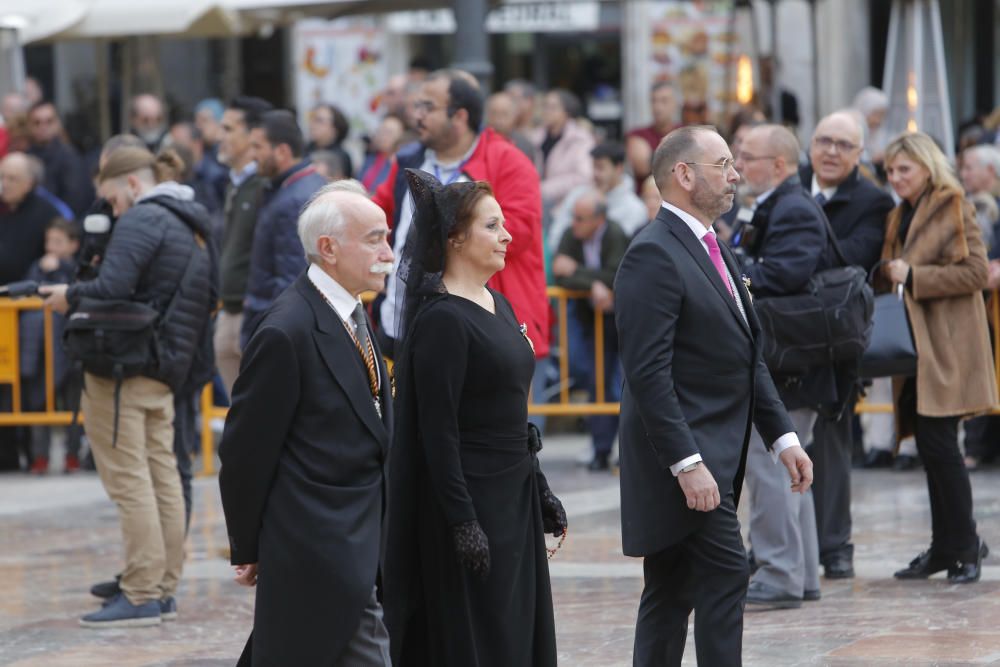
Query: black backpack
753,206,875,375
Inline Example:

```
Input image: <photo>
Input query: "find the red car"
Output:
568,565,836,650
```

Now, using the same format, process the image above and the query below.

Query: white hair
297,179,374,263
298,192,347,264
965,145,1000,179
852,86,889,116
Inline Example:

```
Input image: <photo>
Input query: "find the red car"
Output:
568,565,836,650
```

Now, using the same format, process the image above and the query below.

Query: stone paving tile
2,434,1000,666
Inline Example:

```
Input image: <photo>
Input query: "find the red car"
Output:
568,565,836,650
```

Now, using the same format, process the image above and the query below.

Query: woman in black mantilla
383,169,566,666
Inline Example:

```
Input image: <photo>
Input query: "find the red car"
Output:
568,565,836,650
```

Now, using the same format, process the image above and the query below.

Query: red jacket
374,128,550,357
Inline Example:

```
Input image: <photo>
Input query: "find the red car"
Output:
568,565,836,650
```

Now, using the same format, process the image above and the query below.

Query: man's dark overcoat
219,272,392,666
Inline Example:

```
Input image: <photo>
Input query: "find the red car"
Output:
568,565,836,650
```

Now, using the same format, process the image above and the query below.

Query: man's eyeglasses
813,136,859,153
412,100,445,114
672,158,736,173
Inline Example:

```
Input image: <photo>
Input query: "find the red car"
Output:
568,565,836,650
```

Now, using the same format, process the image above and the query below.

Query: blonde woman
880,131,997,583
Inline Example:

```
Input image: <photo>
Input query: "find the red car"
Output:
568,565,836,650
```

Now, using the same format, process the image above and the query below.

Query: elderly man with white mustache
218,180,396,666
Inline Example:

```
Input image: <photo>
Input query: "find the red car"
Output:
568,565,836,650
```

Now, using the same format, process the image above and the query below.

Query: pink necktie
702,231,734,298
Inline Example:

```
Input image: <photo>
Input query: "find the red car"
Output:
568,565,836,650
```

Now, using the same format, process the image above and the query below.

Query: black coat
218,273,392,666
799,164,894,271
0,190,55,284
67,192,217,393
736,174,843,410
29,138,94,218
738,174,837,297
614,208,795,557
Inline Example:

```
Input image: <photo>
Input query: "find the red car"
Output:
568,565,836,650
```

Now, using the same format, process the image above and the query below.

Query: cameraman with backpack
41,146,217,628
730,124,842,610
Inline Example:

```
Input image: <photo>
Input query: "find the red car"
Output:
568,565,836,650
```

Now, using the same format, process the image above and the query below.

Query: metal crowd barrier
4,288,1000,475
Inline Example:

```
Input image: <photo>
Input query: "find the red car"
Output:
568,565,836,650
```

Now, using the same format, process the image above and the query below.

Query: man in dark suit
732,124,838,610
615,125,812,666
800,111,895,579
219,183,395,666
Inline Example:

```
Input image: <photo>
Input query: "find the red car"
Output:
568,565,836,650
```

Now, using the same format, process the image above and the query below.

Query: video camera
0,280,42,298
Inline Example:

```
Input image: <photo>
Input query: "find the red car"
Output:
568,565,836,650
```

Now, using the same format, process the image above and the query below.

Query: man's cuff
769,432,801,463
669,453,703,477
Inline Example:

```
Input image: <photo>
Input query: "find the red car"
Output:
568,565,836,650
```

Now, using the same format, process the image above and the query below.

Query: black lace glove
540,488,568,537
452,520,490,580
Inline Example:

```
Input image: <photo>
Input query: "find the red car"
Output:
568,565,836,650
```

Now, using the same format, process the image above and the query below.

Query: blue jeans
566,301,621,459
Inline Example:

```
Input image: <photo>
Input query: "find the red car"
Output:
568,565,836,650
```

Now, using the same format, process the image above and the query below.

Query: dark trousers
915,413,979,561
566,302,621,459
811,408,854,564
633,494,749,667
173,389,197,532
963,414,1000,462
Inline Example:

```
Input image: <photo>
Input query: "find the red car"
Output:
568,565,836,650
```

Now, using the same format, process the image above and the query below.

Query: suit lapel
662,211,751,338
719,242,757,339
297,278,390,449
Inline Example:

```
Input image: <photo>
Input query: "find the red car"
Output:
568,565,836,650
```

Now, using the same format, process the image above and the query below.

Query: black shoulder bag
753,207,875,375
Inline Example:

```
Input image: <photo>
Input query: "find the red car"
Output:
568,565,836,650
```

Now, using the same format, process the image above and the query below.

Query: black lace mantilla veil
396,168,478,341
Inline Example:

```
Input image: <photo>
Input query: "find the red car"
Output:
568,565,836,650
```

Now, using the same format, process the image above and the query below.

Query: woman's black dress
383,289,557,667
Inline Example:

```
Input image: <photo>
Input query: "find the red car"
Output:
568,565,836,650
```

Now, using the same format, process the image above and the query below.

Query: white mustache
370,262,394,274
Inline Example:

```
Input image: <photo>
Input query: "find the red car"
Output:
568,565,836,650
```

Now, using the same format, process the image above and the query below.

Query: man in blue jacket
241,110,326,344
732,124,838,610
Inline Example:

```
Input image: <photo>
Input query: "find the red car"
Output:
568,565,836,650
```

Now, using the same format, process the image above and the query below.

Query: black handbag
859,264,917,378
753,211,874,374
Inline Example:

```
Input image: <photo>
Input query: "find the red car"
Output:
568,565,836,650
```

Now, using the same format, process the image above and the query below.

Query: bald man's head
486,92,518,137
810,111,865,188
130,94,166,143
736,124,800,196
571,189,608,241
0,152,37,208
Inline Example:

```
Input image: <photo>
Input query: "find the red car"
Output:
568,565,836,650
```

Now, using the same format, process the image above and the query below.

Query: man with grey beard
219,183,395,666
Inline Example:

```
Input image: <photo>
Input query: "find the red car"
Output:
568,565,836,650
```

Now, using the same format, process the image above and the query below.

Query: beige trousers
82,373,185,604
213,310,243,398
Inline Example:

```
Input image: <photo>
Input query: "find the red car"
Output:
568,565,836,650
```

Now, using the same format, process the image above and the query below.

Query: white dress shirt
810,175,837,202
659,201,801,476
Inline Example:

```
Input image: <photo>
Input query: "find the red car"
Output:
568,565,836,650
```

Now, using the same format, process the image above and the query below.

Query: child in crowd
20,218,84,474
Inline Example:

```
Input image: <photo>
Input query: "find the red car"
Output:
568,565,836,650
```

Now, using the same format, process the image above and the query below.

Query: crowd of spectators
2,68,1000,598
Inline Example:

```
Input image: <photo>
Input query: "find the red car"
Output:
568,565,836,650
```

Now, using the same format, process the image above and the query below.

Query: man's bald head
571,189,609,241
486,92,518,137
0,152,37,208
652,126,739,225
736,124,800,196
809,111,865,188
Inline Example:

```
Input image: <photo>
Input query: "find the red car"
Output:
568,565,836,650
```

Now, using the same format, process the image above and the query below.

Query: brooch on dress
519,322,535,354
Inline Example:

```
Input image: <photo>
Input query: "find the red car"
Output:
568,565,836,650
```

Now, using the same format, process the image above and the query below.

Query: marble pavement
1,434,999,666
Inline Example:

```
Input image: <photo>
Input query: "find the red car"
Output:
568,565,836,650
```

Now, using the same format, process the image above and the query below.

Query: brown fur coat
879,186,998,440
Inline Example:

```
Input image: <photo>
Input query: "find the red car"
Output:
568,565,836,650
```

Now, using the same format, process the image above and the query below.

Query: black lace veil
397,168,478,341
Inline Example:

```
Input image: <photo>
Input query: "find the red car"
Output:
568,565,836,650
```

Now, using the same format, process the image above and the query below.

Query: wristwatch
678,461,702,474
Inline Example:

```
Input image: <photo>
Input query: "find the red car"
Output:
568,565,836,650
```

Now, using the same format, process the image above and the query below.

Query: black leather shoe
745,581,802,609
894,550,951,579
823,557,855,579
803,588,821,602
587,457,609,472
948,540,989,584
892,454,921,471
90,575,122,599
861,449,893,469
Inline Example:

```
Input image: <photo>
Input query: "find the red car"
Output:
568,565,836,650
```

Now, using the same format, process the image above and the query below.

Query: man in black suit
800,111,894,579
733,124,838,610
615,125,813,666
219,182,395,666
